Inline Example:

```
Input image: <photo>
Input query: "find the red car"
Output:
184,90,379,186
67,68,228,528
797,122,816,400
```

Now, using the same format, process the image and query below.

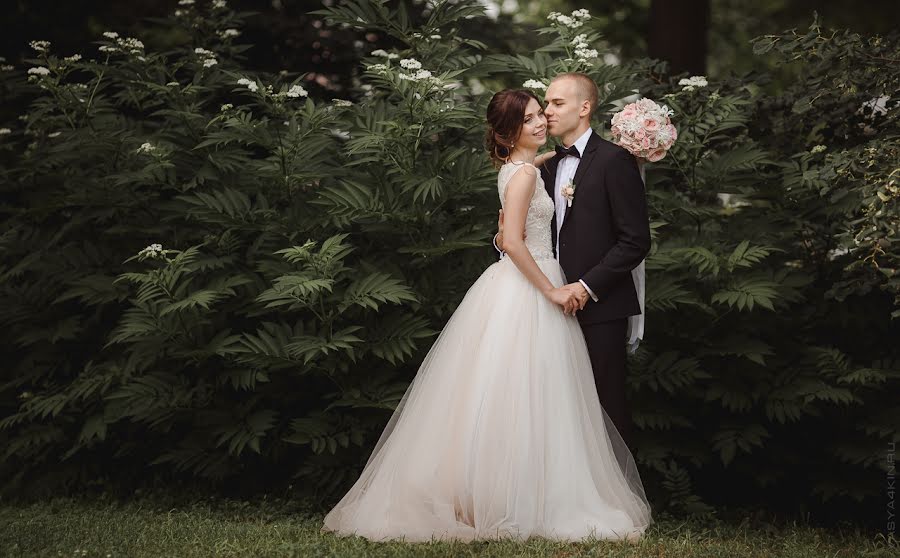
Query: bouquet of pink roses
610,98,677,162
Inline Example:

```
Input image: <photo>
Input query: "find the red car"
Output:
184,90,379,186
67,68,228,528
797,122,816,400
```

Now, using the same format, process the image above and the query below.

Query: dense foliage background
1,0,896,529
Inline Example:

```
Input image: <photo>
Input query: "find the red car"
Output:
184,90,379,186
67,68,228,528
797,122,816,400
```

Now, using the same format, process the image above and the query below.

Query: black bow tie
555,144,581,158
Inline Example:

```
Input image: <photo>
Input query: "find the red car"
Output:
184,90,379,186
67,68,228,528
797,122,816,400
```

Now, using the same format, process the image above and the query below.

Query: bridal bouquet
610,99,677,162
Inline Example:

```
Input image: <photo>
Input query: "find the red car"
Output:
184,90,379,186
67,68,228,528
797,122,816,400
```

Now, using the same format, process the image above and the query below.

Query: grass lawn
0,495,896,557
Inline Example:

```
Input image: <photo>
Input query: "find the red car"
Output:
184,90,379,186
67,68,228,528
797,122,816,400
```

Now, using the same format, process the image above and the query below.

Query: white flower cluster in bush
194,47,218,67
236,77,259,93
98,32,145,56
136,142,159,155
137,243,164,259
678,75,708,91
522,79,547,90
399,58,441,84
370,49,399,60
366,56,442,86
547,8,590,29
398,69,434,82
571,34,598,62
29,40,51,52
235,77,308,100
285,84,308,98
399,58,422,70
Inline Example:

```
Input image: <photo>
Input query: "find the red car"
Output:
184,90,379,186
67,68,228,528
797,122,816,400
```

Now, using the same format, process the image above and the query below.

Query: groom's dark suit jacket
541,131,651,325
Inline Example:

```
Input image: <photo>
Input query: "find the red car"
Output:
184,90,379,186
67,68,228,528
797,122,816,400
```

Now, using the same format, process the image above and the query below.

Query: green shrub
0,2,896,524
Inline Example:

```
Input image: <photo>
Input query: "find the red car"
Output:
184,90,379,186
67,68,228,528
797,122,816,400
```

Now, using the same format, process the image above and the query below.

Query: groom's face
544,78,587,139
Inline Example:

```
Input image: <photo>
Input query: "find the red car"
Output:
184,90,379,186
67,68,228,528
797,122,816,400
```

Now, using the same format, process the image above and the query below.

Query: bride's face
515,98,547,150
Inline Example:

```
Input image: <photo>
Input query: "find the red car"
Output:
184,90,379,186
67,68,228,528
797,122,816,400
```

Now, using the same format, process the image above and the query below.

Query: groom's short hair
551,73,599,116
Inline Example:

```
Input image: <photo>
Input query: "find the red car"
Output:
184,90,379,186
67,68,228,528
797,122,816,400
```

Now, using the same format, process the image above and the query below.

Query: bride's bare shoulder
504,161,537,177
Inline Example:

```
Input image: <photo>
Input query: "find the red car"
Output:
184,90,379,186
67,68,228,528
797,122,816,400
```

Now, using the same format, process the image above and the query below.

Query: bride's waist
501,249,556,263
525,242,554,261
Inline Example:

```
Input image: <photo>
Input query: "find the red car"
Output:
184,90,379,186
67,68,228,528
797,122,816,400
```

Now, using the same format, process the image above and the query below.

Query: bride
322,89,653,542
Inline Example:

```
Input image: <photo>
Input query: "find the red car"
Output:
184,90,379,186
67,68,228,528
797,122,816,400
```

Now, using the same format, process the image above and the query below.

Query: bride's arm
503,165,578,314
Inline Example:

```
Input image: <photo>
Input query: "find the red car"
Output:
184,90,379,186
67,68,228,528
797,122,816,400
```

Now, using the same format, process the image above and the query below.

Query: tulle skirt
322,256,653,542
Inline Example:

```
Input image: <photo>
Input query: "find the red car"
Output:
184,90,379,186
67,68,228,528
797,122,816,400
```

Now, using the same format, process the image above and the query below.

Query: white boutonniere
561,179,576,207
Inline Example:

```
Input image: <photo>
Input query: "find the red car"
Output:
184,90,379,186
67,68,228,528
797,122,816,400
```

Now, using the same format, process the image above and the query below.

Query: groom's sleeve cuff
579,279,599,302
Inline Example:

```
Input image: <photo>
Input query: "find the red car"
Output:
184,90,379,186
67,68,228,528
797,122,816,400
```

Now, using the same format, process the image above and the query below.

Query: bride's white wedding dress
322,161,652,542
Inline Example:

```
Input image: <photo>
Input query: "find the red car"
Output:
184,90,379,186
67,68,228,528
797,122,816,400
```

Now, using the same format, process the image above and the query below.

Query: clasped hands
548,282,590,316
497,209,589,317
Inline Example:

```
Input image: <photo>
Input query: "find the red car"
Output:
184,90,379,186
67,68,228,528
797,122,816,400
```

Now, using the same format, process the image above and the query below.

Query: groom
497,72,650,447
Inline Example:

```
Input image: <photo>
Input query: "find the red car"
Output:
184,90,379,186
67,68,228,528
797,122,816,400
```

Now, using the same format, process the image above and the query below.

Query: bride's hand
534,151,555,168
546,287,579,316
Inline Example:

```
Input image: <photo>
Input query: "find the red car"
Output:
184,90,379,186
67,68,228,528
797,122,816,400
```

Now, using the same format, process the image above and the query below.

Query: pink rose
646,148,667,162
644,118,660,131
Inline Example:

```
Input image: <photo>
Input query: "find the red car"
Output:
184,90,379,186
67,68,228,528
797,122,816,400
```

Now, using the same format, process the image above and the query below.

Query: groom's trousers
580,319,633,449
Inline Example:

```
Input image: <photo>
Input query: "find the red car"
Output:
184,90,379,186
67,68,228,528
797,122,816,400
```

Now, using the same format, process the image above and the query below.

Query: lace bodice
498,162,555,261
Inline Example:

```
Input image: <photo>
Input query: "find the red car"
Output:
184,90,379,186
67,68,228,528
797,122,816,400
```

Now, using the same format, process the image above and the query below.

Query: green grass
0,495,896,557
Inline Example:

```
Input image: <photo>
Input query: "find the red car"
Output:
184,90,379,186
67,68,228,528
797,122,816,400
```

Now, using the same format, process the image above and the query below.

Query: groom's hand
496,209,505,251
563,282,590,310
496,209,526,252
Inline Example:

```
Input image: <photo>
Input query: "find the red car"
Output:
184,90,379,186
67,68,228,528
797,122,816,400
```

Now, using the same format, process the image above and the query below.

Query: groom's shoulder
592,133,629,158
590,135,636,170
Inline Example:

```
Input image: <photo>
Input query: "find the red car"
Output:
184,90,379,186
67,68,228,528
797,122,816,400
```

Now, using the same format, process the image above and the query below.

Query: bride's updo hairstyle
485,89,542,168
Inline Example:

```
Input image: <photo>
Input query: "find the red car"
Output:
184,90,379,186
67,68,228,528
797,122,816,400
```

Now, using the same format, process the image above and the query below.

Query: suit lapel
561,131,601,231
543,154,561,202
542,153,562,250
